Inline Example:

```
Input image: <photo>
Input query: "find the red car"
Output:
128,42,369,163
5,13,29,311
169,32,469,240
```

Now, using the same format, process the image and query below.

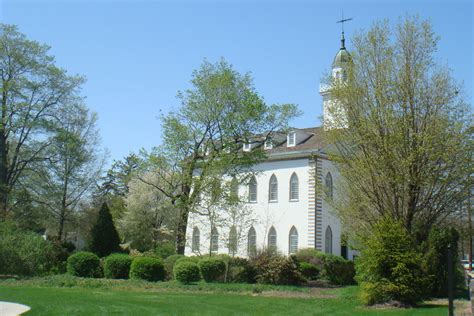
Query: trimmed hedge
104,254,132,279
174,261,201,284
198,257,226,282
129,257,165,282
164,254,185,280
67,251,100,278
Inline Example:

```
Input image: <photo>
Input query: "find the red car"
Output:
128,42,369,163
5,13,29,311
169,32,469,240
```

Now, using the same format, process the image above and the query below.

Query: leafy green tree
424,226,463,297
28,103,103,240
326,16,472,244
356,217,427,306
0,24,84,219
119,172,177,251
139,59,300,254
87,202,121,257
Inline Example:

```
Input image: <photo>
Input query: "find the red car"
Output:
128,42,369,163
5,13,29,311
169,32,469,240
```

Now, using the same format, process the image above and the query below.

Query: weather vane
336,11,353,49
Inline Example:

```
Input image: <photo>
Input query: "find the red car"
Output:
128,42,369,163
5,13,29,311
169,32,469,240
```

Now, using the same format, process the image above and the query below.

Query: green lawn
0,277,454,315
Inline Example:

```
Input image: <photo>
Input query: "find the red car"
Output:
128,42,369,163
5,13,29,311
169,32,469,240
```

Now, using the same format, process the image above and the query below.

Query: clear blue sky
1,0,472,163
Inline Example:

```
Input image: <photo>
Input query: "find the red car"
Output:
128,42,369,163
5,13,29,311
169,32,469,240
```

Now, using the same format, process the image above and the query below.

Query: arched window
269,174,278,202
210,227,219,253
325,172,333,200
192,227,200,253
325,226,333,254
268,226,277,250
289,226,298,255
228,226,238,256
248,176,257,202
289,173,299,201
230,177,239,202
247,226,257,257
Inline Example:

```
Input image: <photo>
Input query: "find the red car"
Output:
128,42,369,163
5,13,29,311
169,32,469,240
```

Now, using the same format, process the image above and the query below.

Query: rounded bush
256,256,302,285
174,261,201,284
175,256,201,266
129,257,165,282
164,254,185,279
104,254,132,279
67,251,100,278
198,257,226,282
299,262,320,281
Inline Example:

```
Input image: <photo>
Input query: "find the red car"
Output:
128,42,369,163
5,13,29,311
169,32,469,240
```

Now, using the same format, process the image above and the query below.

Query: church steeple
341,31,346,50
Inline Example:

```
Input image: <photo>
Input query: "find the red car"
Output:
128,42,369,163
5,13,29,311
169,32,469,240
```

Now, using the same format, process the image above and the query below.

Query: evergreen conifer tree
88,202,121,257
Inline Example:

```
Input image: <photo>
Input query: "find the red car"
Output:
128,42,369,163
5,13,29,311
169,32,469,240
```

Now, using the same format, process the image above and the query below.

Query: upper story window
268,174,278,202
287,132,296,147
264,138,273,150
243,142,251,152
230,177,239,201
325,172,333,200
248,176,257,202
289,172,299,201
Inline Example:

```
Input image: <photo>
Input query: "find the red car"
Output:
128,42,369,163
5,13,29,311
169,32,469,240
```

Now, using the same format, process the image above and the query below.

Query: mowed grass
0,277,451,315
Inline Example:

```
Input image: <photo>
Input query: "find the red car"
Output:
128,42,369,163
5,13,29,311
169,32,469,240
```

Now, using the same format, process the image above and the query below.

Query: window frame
248,176,257,203
268,174,278,202
288,226,298,255
247,226,257,258
210,227,219,253
268,226,277,250
287,131,296,147
192,227,200,253
289,172,299,201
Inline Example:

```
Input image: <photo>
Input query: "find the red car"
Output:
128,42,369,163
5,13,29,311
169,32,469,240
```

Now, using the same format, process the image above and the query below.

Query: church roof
332,48,351,69
264,126,329,161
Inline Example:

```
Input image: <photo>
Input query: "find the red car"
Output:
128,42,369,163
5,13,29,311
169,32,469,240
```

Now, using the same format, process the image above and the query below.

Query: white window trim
287,132,296,147
243,143,251,152
264,139,273,150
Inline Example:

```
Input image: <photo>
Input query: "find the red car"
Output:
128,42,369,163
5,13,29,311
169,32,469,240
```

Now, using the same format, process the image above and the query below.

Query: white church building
185,34,355,260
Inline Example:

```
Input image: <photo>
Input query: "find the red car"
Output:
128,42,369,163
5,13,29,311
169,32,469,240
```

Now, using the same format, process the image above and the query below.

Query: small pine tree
88,202,121,257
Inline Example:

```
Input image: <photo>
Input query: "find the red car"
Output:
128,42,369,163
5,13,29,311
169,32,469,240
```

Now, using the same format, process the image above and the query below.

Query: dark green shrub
256,255,302,285
423,226,464,298
0,223,55,276
227,257,256,283
87,202,121,257
322,255,355,285
67,251,100,278
294,248,354,285
356,217,427,306
129,257,165,282
174,261,201,284
104,254,132,279
198,257,226,282
154,241,176,259
299,262,320,281
164,254,185,280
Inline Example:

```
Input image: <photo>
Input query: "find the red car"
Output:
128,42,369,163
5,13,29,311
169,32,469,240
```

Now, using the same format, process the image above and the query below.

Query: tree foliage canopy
326,16,472,242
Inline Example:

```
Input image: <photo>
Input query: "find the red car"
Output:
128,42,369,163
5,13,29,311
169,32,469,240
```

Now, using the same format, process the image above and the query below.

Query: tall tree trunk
175,183,191,255
0,83,9,220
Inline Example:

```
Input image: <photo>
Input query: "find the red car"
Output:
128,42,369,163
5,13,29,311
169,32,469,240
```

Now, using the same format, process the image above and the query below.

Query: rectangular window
264,139,273,150
243,143,251,152
287,132,296,147
269,183,278,202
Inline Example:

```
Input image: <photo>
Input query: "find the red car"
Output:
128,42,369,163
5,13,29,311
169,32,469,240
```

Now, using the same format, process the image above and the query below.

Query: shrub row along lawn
0,277,451,315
